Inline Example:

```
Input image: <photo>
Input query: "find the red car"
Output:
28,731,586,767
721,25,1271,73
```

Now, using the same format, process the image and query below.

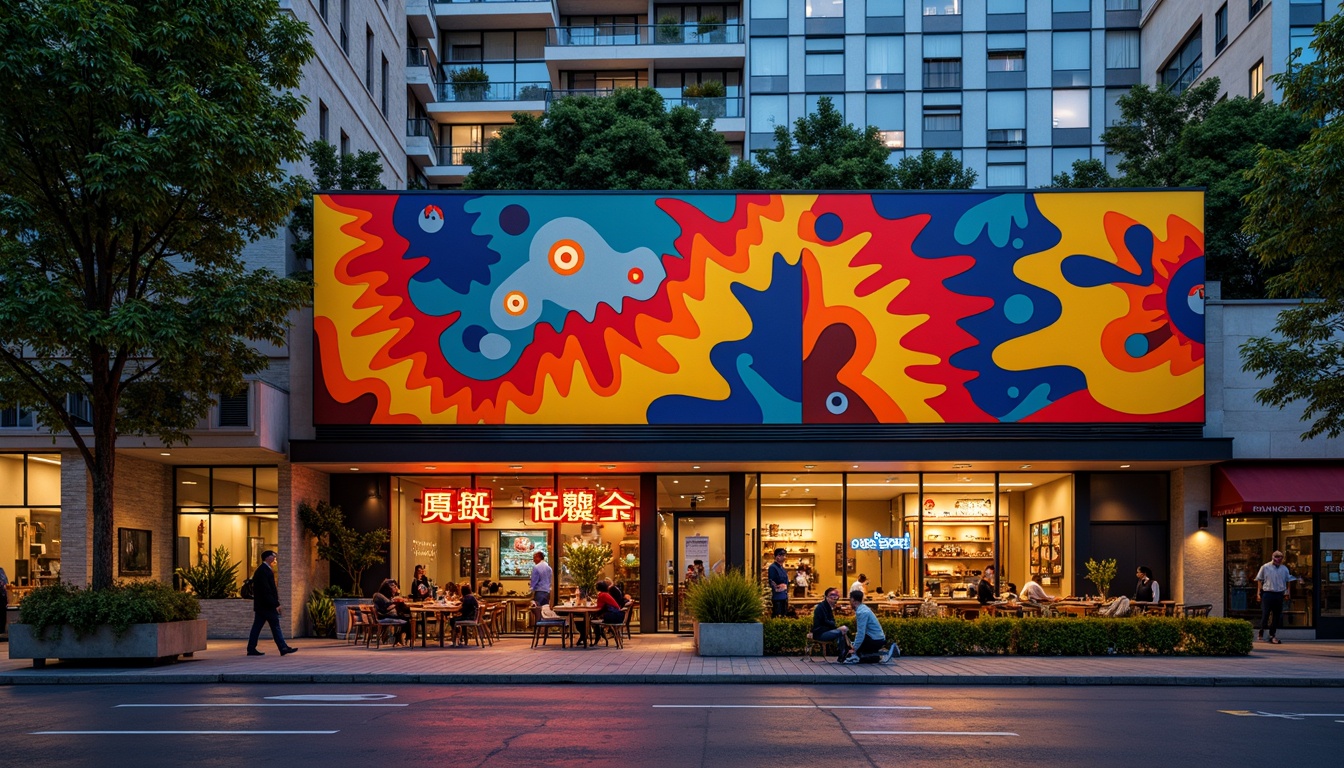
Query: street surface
0,684,1340,766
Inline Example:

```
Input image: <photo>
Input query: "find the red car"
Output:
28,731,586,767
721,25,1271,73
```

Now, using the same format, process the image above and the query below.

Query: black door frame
668,509,730,633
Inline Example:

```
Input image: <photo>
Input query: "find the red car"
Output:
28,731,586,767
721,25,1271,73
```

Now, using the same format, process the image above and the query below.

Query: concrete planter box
8,619,208,668
335,597,372,640
199,598,255,639
695,621,763,657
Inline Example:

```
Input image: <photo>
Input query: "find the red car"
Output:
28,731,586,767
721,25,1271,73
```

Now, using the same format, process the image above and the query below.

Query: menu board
499,530,549,578
1029,517,1065,582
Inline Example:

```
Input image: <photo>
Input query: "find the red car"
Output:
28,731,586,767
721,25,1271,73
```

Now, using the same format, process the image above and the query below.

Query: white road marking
115,703,406,708
653,705,930,710
851,731,1019,737
266,694,397,701
1220,710,1344,720
33,731,338,735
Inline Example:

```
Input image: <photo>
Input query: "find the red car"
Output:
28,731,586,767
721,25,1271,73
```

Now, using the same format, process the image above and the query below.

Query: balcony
406,118,436,167
545,23,745,70
431,80,549,122
425,144,480,185
407,47,441,104
406,0,437,39
923,59,962,90
435,0,554,31
544,90,745,137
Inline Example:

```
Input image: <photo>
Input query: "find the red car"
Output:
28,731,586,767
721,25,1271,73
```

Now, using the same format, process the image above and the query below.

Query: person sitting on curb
811,586,851,661
843,589,897,664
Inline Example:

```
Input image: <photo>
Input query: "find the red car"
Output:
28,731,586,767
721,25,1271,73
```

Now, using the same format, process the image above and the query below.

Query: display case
1029,517,1065,586
916,495,998,597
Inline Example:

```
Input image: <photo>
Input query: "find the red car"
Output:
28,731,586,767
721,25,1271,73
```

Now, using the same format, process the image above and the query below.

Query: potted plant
1085,557,1118,599
299,499,389,638
177,545,253,639
682,80,727,119
657,13,684,44
449,66,490,101
684,569,763,656
562,541,612,599
9,582,204,667
697,14,725,43
306,588,337,638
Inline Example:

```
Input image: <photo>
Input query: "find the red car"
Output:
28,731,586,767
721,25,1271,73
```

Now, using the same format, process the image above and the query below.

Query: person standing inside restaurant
1256,550,1293,644
811,587,851,661
530,550,553,607
849,573,868,597
794,563,811,598
1134,566,1161,603
246,550,297,657
409,564,433,602
976,565,997,605
843,590,897,664
768,548,790,618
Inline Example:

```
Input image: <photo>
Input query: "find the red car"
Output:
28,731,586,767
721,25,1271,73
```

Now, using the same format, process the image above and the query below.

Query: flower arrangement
1085,557,1118,599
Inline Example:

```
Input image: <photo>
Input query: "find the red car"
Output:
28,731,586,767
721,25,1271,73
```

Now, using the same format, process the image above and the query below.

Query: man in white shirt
1255,550,1293,644
849,573,867,597
530,551,553,607
1019,574,1057,604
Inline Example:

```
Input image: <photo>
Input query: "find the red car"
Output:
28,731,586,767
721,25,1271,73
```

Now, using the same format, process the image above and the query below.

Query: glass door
1319,517,1344,639
658,511,726,633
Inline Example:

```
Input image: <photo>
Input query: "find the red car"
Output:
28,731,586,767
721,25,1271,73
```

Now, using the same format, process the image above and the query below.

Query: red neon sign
528,489,637,523
420,488,493,524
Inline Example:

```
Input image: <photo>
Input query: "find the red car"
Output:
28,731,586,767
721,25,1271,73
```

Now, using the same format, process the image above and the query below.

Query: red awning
1213,464,1344,517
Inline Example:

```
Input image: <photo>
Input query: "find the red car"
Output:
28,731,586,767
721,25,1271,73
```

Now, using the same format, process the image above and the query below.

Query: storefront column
638,473,659,634
59,450,91,586
279,462,330,638
1172,465,1221,612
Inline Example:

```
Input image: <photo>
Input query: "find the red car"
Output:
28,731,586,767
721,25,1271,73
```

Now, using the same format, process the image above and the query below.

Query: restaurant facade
5,190,1343,638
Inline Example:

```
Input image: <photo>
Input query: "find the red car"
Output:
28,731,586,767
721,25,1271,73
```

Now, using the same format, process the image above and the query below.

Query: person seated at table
1005,583,1018,599
684,563,699,586
441,580,461,600
409,564,434,602
1019,574,1058,604
811,587,851,662
373,579,411,645
591,579,625,643
976,565,998,605
842,590,897,664
1134,565,1161,603
607,580,632,609
450,584,479,645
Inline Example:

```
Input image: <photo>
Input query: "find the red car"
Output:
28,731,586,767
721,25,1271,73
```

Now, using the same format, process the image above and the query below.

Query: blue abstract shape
815,212,844,242
395,195,498,294
1003,294,1033,324
1000,383,1054,422
1166,256,1205,345
736,353,801,423
1061,223,1156,288
954,194,1030,248
826,391,849,415
1125,333,1149,358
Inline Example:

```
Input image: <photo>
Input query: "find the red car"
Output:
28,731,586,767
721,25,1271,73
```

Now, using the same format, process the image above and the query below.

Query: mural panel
314,191,1204,425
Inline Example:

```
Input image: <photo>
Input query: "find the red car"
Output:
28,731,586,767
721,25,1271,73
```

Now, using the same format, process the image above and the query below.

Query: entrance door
658,512,727,633
1319,518,1344,639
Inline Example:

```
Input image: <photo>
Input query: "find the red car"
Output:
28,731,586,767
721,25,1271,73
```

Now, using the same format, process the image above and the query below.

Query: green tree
289,140,387,268
893,149,978,189
1046,158,1115,188
298,500,389,597
730,97,898,189
1102,78,1312,297
463,88,731,190
1240,15,1344,439
0,0,314,589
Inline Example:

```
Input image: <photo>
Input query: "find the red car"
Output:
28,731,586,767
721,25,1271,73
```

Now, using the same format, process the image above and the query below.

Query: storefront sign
420,488,493,524
850,531,912,552
528,488,637,523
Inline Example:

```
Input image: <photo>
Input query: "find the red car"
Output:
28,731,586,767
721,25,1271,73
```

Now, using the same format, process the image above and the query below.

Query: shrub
764,617,812,654
306,589,336,638
1182,617,1255,655
175,545,239,599
300,499,389,597
685,569,763,624
19,582,200,640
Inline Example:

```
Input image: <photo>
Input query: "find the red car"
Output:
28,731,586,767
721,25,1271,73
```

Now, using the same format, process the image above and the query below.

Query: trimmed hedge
17,581,201,640
766,615,1253,656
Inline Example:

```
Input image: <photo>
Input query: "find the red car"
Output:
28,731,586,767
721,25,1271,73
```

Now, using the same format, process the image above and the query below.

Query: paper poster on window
684,535,709,573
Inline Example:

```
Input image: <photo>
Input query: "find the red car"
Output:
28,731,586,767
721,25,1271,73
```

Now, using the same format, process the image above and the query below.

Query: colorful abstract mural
313,191,1204,425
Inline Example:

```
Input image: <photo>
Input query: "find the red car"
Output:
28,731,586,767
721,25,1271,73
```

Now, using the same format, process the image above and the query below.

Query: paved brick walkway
3,634,1343,686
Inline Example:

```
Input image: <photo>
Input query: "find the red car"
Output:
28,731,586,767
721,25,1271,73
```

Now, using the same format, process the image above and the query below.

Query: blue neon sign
850,531,911,552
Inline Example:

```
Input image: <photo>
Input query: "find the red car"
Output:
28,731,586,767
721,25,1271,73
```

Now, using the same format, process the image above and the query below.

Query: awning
1213,464,1344,517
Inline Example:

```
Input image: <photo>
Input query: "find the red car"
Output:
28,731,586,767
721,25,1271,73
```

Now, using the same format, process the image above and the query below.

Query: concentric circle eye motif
549,239,584,275
503,291,528,316
628,267,643,284
826,391,849,415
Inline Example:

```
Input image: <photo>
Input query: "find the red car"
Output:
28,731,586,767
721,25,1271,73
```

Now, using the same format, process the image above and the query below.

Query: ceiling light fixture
1020,464,1032,469
509,465,523,470
601,464,617,470
804,464,816,469
160,452,172,457
1120,464,1131,469
29,455,61,465
350,467,360,471
692,465,701,469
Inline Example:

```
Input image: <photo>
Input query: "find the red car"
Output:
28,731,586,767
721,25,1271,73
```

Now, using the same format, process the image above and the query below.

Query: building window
923,35,961,89
1105,30,1139,70
339,130,350,157
1053,146,1090,177
867,36,904,89
1249,59,1264,98
987,91,1025,146
987,33,1026,74
805,38,844,76
750,94,789,133
1104,0,1139,8
318,101,329,144
868,92,904,149
339,0,349,55
320,0,328,22
867,0,903,17
365,28,375,91
923,103,961,132
986,162,1026,187
922,0,959,15
806,0,843,18
1053,31,1090,73
988,0,1025,11
806,94,843,118
380,55,389,115
174,467,279,577
1053,0,1088,11
1290,26,1318,68
1248,0,1263,19
1161,26,1202,94
1215,4,1228,55
751,37,788,77
753,0,787,18
1052,89,1089,129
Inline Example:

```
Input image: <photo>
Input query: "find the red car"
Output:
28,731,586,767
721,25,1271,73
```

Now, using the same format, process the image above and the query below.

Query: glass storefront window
558,475,640,599
1322,518,1344,621
657,474,729,630
0,453,64,588
1282,517,1314,627
1225,517,1273,622
395,474,471,595
760,473,842,600
173,466,278,580
920,473,998,598
475,474,553,598
847,473,914,599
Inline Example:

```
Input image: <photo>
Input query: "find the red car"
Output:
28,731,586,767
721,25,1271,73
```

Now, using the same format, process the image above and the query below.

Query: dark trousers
1260,590,1285,637
247,608,287,651
815,627,851,659
533,591,550,607
853,636,885,662
772,599,788,618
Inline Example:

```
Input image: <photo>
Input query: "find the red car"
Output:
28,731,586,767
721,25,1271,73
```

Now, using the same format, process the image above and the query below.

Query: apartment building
406,0,1145,189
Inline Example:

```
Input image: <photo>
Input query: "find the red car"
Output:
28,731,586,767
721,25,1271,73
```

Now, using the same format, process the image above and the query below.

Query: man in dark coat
246,550,297,657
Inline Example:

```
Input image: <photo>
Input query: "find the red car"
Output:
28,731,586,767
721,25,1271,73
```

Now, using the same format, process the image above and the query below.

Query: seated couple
811,588,899,664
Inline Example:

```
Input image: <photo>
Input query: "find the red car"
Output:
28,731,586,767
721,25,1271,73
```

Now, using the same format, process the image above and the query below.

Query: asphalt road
1,684,1340,767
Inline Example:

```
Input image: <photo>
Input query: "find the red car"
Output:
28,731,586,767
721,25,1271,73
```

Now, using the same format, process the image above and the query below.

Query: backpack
240,578,255,600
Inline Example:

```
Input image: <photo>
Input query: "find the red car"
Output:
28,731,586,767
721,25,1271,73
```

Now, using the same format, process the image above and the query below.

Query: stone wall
58,451,172,586
278,461,329,637
199,598,255,639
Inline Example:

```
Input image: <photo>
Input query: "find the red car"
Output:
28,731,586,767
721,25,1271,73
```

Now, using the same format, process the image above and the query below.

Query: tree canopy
726,97,899,189
892,149,978,190
1047,158,1115,189
290,140,387,268
463,88,731,189
0,0,314,588
1240,14,1344,439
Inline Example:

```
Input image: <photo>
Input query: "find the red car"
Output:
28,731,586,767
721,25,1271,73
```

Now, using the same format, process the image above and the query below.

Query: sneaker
842,655,860,665
880,644,897,663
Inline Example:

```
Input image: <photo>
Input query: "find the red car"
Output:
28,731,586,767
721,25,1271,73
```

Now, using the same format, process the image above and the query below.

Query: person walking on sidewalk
1255,550,1293,644
246,550,297,657
843,589,897,664
530,551,553,607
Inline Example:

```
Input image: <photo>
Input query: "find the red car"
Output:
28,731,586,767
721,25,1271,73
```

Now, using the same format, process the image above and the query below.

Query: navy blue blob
1061,223,1156,288
1166,256,1205,345
814,212,844,242
395,195,499,294
500,204,529,236
461,324,487,354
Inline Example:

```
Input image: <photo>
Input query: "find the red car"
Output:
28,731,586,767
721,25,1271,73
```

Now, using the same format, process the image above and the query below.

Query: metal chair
530,603,572,648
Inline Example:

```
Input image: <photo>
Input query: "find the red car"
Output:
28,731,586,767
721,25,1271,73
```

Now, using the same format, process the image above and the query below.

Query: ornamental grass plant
18,581,200,640
684,568,763,624
174,545,240,599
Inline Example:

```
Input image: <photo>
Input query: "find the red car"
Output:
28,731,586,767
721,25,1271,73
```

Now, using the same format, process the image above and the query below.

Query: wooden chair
659,592,677,629
530,603,572,648
478,604,499,643
901,603,923,618
622,601,637,639
346,606,366,646
957,607,981,621
348,606,376,648
593,609,626,649
804,631,836,662
453,614,490,647
366,604,408,649
1182,603,1213,618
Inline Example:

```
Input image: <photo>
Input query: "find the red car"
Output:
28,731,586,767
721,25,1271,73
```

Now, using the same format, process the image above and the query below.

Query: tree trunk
90,422,117,590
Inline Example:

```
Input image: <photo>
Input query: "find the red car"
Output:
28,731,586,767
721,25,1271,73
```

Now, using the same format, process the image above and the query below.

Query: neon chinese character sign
849,531,912,552
529,489,638,523
419,488,493,524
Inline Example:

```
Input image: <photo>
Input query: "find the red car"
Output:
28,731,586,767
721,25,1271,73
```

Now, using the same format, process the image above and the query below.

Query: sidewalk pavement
3,634,1343,687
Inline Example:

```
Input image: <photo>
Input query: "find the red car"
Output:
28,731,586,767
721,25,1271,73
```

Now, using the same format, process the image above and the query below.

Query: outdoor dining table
551,603,602,648
1054,600,1103,617
409,602,461,647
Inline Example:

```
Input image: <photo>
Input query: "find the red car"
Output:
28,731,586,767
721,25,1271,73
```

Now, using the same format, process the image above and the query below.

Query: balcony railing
546,24,745,46
663,95,744,119
434,144,484,165
986,128,1025,147
407,117,434,138
407,47,432,68
437,80,550,103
